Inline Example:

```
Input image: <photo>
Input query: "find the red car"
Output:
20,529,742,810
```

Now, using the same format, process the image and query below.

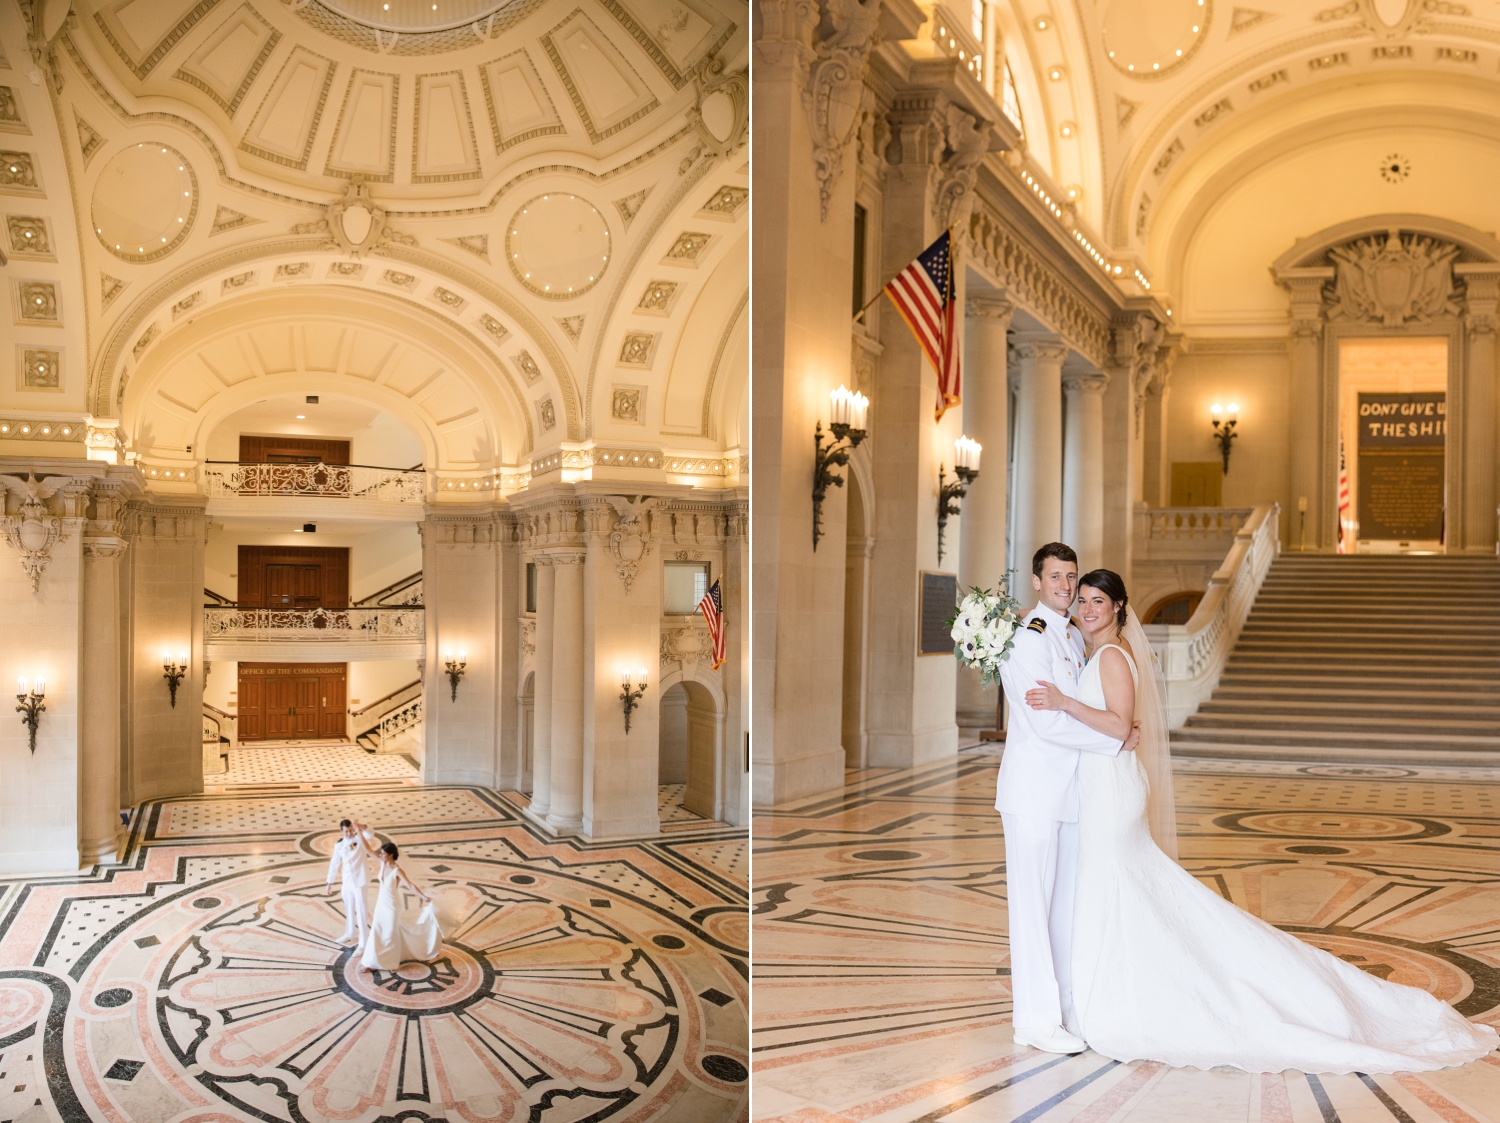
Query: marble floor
208,742,422,789
753,750,1500,1123
0,781,748,1123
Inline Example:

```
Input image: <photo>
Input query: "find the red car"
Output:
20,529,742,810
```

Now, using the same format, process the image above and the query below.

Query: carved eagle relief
1327,230,1462,327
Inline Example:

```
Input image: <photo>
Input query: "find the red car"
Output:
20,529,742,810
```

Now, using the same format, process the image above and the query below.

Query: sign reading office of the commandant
1357,391,1445,541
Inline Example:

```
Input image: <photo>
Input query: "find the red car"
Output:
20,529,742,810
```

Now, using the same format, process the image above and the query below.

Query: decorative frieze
0,473,73,591
1325,231,1461,327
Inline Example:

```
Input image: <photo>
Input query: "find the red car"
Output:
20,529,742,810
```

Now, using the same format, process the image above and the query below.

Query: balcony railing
205,606,424,642
204,461,425,503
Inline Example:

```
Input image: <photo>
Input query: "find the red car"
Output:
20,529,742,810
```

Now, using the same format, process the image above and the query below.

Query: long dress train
358,863,442,970
1070,642,1497,1074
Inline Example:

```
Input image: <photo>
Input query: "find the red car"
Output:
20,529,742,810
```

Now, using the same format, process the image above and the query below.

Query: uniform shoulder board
1069,616,1082,629
1026,618,1047,634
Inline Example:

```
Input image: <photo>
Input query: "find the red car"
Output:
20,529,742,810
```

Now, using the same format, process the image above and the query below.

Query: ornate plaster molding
600,495,659,593
802,0,881,220
0,474,75,591
1325,230,1462,327
967,201,1112,366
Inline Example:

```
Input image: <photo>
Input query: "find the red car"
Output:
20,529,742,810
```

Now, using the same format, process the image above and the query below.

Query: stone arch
657,667,725,821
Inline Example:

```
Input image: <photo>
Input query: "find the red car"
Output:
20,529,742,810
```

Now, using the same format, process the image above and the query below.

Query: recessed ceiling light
296,414,305,419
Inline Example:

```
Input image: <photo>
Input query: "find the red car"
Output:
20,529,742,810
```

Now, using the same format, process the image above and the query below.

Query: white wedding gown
1070,643,1497,1073
358,863,442,971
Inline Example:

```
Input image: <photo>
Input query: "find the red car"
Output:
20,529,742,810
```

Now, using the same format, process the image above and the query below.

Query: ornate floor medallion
0,784,746,1123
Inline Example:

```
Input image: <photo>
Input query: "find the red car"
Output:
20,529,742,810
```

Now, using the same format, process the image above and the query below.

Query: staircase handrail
350,680,421,720
1147,503,1281,729
350,681,423,739
353,572,423,607
202,702,237,750
204,587,236,606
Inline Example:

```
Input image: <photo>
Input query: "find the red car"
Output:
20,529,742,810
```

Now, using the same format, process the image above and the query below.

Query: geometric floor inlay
0,782,746,1122
209,742,422,788
753,749,1500,1122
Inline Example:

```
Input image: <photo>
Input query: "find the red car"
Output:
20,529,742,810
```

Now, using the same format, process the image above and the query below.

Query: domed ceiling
1,0,747,494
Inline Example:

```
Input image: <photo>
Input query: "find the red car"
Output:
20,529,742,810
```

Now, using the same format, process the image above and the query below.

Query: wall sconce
444,651,467,702
812,385,870,551
163,652,188,708
1210,402,1239,475
620,667,648,733
16,677,45,754
936,437,982,565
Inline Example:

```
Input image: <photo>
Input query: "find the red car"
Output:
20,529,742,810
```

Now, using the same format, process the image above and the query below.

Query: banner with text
1357,392,1445,541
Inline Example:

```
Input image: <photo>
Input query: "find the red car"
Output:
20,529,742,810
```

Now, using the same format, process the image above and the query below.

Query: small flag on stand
883,230,961,420
1337,431,1350,554
697,578,726,670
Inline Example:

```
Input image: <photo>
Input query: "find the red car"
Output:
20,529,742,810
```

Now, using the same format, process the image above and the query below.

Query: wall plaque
1357,391,1445,541
919,571,959,656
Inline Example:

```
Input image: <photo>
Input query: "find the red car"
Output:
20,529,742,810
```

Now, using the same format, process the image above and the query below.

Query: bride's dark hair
1079,569,1129,630
380,841,399,861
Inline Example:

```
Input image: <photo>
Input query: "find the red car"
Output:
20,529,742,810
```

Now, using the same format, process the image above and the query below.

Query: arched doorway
519,672,535,793
659,679,722,821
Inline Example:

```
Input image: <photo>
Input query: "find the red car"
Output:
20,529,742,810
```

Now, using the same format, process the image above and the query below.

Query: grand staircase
1169,554,1500,764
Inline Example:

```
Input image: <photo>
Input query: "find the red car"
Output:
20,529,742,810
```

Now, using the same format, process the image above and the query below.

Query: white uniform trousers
1002,813,1079,1029
340,880,371,946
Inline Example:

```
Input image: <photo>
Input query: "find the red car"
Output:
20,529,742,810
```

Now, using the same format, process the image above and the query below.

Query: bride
357,840,443,972
1023,568,1496,1073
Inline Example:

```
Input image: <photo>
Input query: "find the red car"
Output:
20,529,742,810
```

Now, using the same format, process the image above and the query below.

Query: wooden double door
238,663,347,741
238,546,349,609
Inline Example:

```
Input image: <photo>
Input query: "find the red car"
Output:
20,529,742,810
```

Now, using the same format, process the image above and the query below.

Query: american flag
884,230,961,420
697,578,726,670
1337,431,1350,554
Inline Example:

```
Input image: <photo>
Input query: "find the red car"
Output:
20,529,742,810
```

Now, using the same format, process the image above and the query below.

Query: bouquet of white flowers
948,577,1023,686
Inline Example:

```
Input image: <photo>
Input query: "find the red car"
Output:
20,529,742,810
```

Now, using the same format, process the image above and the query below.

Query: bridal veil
1121,606,1178,859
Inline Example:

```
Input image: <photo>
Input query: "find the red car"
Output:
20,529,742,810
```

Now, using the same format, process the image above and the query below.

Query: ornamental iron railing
204,606,425,642
203,461,425,503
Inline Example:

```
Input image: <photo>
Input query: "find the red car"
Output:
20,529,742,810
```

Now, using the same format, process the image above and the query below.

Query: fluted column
1460,265,1500,552
957,298,1012,727
80,522,126,865
1062,370,1110,572
1010,335,1068,570
547,551,586,832
529,556,556,819
1279,270,1331,550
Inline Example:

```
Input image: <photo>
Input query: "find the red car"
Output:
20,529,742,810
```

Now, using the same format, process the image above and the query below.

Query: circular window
505,193,612,300
1102,0,1211,79
92,144,198,262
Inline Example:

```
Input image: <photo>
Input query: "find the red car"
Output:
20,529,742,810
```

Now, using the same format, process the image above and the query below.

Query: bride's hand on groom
1121,721,1141,752
1024,680,1069,712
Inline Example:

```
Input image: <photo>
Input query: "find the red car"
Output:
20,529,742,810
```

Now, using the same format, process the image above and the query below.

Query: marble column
957,299,1012,727
1062,370,1110,572
1280,270,1331,550
1010,335,1069,571
529,556,557,819
79,520,126,866
1459,265,1500,552
547,551,586,833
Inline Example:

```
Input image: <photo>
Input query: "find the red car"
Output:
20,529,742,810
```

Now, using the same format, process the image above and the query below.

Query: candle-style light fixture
620,667,648,733
1210,402,1239,475
162,652,188,708
444,651,467,701
812,385,870,550
936,436,982,565
16,676,45,754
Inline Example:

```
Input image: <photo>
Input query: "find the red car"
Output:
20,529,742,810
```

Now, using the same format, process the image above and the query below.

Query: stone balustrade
203,462,425,504
205,606,424,643
1141,503,1280,728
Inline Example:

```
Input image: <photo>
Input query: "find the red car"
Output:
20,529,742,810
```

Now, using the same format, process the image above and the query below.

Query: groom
997,542,1136,1054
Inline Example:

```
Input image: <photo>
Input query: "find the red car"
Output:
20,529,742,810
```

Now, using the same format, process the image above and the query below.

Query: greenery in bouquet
947,576,1023,687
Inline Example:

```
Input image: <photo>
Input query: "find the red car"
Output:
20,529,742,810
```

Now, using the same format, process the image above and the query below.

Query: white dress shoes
1013,1024,1087,1054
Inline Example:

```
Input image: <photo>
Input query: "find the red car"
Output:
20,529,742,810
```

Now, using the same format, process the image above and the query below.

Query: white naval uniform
326,829,376,945
996,602,1123,1030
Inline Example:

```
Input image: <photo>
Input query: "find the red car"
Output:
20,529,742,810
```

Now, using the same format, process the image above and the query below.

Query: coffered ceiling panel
241,45,337,169
479,51,564,152
542,11,658,143
93,0,211,78
173,4,280,116
325,68,398,180
412,71,480,182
